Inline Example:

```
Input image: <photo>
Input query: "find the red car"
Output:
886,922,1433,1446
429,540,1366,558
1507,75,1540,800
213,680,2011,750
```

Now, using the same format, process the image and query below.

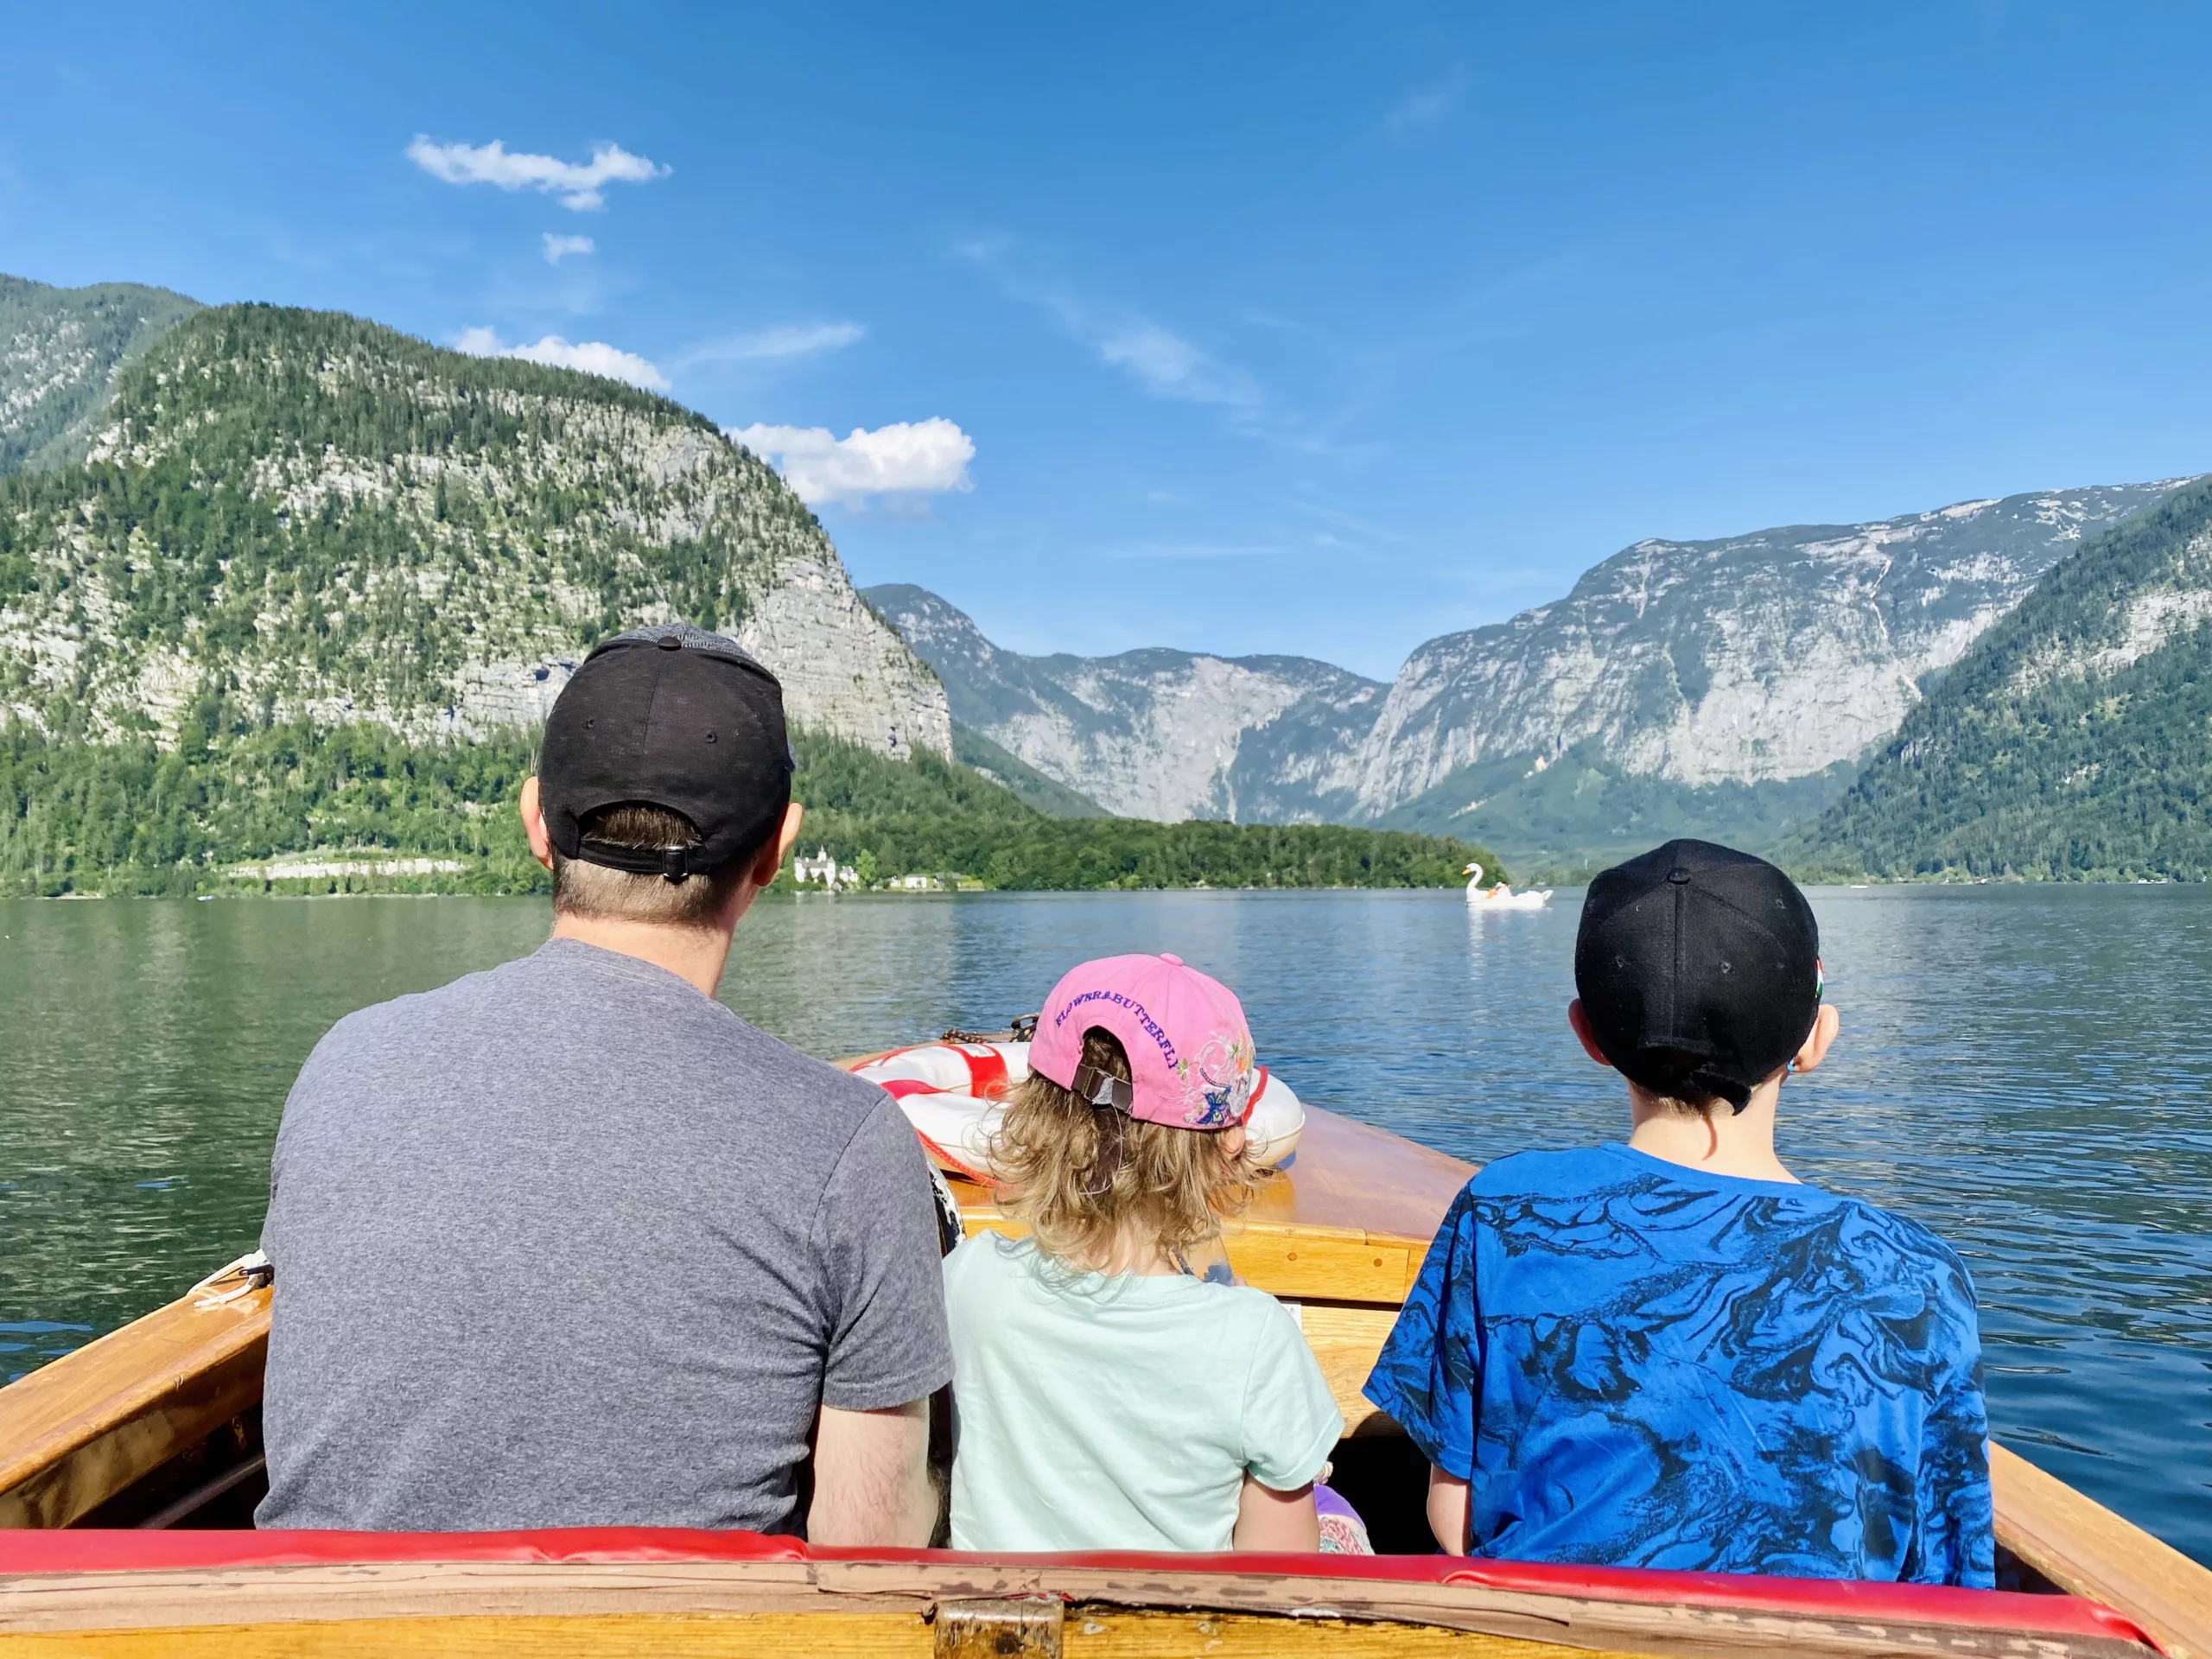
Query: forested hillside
0,302,947,753
0,274,200,474
793,732,1492,892
0,720,1495,897
1799,477,2212,880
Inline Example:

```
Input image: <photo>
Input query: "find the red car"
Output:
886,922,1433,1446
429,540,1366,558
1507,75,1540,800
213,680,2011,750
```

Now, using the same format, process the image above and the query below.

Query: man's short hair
550,801,754,929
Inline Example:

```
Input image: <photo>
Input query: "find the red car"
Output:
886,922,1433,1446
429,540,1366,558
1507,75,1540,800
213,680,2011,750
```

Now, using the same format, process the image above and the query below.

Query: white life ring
851,1040,1306,1180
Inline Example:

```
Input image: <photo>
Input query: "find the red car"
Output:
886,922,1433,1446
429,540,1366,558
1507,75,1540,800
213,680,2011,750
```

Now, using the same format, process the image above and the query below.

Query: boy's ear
1790,1003,1841,1077
1567,1000,1615,1070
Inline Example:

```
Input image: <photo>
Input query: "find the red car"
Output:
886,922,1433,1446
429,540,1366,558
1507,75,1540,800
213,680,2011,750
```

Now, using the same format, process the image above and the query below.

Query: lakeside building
791,849,859,891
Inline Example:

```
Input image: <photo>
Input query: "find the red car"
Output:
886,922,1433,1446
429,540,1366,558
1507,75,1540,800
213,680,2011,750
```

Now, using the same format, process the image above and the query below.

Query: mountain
0,297,1491,896
1,274,200,475
0,302,949,759
1799,476,2212,880
1355,484,2192,842
870,485,2195,868
862,582,1385,823
949,722,1111,818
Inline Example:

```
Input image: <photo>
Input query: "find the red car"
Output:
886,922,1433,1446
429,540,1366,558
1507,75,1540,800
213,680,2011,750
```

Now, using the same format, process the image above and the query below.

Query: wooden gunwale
0,1053,2205,1657
0,1544,2167,1658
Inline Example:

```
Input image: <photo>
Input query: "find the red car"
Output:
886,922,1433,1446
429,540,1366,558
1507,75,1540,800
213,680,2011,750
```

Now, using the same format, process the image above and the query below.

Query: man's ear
748,800,805,890
1567,1000,1616,1070
1790,1003,1841,1077
518,777,555,873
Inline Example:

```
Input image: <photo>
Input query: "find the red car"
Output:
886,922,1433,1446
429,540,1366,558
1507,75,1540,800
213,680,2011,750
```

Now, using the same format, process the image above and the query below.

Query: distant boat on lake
1465,864,1552,909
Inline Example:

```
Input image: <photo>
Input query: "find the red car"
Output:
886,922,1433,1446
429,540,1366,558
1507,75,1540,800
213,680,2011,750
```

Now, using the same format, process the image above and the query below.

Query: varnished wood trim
0,1611,930,1657
0,1290,270,1529
1992,1442,2212,1659
0,1609,1675,1658
0,1560,2156,1658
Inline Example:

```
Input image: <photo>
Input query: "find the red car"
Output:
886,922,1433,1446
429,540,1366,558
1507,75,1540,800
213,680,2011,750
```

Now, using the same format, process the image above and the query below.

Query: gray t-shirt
256,937,951,1533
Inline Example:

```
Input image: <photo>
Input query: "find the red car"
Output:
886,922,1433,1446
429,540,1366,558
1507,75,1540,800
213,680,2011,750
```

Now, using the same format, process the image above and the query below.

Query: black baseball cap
1573,838,1821,1111
537,624,793,881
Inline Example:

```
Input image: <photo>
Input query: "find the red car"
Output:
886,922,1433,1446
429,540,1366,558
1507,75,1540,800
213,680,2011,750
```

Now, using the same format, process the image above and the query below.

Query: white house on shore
791,848,859,891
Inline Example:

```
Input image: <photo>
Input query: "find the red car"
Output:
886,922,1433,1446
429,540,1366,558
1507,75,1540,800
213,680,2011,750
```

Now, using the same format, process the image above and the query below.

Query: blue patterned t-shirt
1363,1145,1993,1586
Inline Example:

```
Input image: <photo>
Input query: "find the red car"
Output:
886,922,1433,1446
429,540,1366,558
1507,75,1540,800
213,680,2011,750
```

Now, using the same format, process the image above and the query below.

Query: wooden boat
2,1040,2208,1659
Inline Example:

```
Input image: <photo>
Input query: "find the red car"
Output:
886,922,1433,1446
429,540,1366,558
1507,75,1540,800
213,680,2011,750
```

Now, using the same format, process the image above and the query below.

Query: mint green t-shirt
943,1232,1344,1553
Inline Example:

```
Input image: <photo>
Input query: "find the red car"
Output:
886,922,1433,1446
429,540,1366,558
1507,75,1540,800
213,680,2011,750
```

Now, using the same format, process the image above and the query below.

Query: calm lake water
1,887,2207,1563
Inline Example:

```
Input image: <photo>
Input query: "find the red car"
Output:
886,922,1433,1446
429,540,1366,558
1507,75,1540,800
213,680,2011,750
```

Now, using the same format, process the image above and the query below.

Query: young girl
942,952,1343,1553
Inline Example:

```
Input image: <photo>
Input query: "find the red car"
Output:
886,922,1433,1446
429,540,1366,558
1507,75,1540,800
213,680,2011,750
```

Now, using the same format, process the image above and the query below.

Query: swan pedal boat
0,1034,2206,1659
1465,867,1553,910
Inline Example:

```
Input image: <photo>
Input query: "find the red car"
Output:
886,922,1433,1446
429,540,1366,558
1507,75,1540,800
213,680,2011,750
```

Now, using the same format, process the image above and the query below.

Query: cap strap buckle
575,836,702,884
1071,1064,1134,1115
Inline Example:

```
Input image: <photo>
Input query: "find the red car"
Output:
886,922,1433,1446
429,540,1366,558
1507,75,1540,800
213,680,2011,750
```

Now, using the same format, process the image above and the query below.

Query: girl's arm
1427,1465,1471,1554
1233,1476,1319,1551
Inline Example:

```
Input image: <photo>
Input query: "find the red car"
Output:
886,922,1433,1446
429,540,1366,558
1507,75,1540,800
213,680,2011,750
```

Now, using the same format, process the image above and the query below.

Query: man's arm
808,1398,936,1548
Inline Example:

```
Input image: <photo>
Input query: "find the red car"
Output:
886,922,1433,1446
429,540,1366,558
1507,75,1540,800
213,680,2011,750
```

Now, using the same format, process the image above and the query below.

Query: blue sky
5,3,2209,678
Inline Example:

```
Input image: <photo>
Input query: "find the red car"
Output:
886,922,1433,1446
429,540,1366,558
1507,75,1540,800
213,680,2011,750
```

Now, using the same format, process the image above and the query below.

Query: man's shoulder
301,957,525,1063
698,1002,893,1117
296,944,889,1122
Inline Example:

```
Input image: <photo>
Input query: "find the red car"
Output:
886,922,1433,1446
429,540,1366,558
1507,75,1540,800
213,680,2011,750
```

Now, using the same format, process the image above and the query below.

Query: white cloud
728,418,974,505
677,321,866,367
955,243,1259,410
1387,67,1467,133
454,327,669,391
406,137,669,210
542,232,595,264
1095,319,1259,408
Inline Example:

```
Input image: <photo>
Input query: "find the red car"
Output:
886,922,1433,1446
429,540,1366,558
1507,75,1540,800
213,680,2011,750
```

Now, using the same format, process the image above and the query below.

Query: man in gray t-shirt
257,626,951,1540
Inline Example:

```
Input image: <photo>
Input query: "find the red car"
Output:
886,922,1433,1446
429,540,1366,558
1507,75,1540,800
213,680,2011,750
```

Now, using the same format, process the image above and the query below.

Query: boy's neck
1625,1083,1801,1185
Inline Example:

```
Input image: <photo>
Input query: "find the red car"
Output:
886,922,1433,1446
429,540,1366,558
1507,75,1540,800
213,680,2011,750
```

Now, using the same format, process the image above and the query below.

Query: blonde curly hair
990,1027,1261,1270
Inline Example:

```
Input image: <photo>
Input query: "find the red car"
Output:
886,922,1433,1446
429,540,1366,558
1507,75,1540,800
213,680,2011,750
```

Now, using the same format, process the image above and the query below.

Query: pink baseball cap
1029,953,1257,1129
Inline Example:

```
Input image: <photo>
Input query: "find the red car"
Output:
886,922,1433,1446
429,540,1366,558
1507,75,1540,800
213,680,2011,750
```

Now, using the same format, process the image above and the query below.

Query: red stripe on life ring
878,1077,944,1099
1240,1065,1269,1126
960,1046,1010,1099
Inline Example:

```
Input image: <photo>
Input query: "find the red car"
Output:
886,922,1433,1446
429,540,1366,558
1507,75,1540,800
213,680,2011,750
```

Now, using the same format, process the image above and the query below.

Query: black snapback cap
1573,838,1821,1111
537,624,793,881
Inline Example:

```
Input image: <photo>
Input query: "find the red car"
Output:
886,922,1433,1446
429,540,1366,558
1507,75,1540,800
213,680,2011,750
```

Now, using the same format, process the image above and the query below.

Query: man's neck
548,912,737,999
1625,1083,1800,1184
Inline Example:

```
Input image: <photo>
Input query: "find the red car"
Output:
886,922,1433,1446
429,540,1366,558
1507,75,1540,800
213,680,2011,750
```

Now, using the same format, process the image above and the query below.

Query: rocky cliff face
1351,482,2194,817
0,305,949,758
0,274,200,476
864,583,1382,822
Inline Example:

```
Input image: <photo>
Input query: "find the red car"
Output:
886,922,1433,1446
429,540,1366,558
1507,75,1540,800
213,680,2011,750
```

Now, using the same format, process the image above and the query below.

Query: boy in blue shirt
1364,839,1994,1586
